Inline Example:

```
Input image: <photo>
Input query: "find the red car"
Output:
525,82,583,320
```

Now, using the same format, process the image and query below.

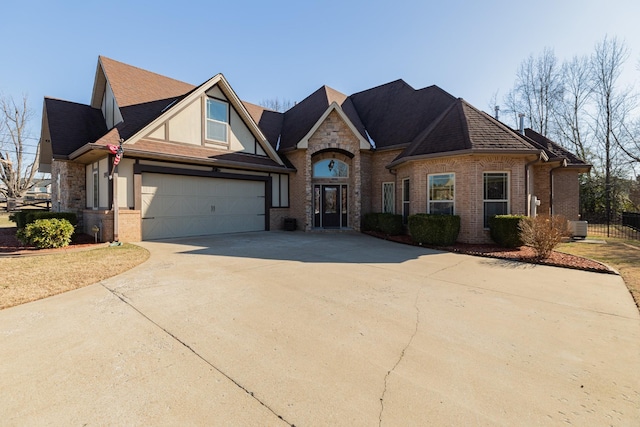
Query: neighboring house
38,56,590,243
25,179,52,199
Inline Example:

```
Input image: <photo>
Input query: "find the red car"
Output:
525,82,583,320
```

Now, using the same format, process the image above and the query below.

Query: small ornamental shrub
17,218,75,249
362,213,403,235
518,215,569,259
489,215,527,248
408,214,460,246
25,211,78,228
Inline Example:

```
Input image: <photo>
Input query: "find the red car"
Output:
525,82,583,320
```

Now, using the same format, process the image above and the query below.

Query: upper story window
313,159,348,178
206,98,229,143
428,173,455,215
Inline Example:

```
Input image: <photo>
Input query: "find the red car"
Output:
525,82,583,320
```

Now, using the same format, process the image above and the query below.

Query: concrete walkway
1,232,638,426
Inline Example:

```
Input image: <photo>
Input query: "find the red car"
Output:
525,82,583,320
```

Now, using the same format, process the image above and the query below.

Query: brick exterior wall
83,209,142,242
270,207,293,230
390,154,529,243
284,150,308,230
368,148,404,214
532,163,553,216
552,169,581,220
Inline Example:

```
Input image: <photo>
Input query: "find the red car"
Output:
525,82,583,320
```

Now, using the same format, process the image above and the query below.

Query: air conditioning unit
568,220,588,239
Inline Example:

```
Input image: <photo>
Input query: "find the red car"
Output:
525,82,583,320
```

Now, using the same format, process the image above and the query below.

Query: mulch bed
364,231,615,274
0,227,101,254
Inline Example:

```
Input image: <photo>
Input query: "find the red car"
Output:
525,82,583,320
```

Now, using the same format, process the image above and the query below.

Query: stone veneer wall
306,110,366,231
51,160,86,227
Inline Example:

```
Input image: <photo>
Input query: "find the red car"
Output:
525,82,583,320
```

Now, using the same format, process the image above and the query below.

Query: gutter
386,148,544,169
549,159,568,215
524,151,548,216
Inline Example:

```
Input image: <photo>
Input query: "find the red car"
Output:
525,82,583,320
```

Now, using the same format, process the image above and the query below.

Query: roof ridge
400,99,462,159
99,55,194,88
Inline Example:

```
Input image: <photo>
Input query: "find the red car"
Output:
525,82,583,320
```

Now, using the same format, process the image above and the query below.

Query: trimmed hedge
17,218,75,249
10,211,78,230
362,213,403,235
488,215,527,248
408,214,460,246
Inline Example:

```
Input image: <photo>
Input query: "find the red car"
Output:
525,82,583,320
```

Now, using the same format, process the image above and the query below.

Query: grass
0,213,13,228
0,243,150,310
557,237,640,310
0,212,149,309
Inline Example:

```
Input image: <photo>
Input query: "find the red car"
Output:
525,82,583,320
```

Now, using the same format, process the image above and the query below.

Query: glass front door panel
322,185,340,228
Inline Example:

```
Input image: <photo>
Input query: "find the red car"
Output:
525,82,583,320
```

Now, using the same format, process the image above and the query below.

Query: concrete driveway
1,232,639,426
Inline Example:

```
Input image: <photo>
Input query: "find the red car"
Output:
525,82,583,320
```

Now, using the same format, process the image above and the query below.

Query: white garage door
141,173,266,240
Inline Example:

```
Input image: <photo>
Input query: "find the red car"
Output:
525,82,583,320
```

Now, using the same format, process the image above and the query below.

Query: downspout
549,159,568,216
525,152,545,216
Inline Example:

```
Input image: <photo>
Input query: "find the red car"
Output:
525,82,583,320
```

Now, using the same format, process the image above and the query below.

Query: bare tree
590,36,636,220
0,94,40,199
504,47,564,135
553,55,593,162
259,97,293,113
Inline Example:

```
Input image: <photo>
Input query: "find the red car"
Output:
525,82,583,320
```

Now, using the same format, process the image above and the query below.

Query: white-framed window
428,173,455,215
382,182,395,213
402,178,410,223
205,98,229,143
483,172,509,228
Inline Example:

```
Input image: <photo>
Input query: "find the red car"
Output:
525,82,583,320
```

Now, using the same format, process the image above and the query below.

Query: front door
322,185,340,228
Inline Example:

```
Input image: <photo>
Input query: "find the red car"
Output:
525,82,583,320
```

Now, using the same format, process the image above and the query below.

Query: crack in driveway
101,284,295,427
378,288,421,426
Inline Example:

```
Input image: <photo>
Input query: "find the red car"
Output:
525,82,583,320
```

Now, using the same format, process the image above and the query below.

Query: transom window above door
313,158,349,178
206,98,229,143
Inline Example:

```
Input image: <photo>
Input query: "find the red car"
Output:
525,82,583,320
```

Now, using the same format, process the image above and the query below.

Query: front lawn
0,243,149,309
557,238,640,310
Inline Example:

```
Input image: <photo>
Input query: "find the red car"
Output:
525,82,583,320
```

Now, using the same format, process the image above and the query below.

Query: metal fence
584,212,640,241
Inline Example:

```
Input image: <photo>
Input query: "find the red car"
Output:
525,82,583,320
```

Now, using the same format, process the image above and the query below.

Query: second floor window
206,98,228,143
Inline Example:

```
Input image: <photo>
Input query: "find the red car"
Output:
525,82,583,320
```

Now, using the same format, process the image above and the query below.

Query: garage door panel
141,173,265,240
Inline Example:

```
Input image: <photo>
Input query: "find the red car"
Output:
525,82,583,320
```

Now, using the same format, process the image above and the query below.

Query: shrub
362,213,379,232
489,215,527,248
25,211,78,228
408,214,460,246
362,213,403,235
518,215,569,259
8,210,76,230
17,218,75,249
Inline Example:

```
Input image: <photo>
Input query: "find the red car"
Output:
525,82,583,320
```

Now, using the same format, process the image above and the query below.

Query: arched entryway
312,152,352,229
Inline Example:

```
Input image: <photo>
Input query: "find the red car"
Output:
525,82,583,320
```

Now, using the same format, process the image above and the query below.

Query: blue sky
2,0,640,142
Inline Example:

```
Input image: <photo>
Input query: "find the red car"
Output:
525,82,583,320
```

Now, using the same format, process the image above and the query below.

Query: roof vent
518,113,525,135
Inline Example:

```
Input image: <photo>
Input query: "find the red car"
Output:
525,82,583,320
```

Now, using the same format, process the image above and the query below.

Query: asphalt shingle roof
394,99,538,162
43,57,586,171
44,98,107,157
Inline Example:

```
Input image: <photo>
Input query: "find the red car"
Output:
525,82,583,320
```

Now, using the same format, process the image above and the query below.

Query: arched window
313,159,349,178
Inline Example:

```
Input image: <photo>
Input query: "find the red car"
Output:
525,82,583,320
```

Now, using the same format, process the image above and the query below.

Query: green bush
362,213,403,235
489,215,527,248
9,210,76,230
25,211,77,228
362,213,379,232
408,214,460,246
17,218,75,249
